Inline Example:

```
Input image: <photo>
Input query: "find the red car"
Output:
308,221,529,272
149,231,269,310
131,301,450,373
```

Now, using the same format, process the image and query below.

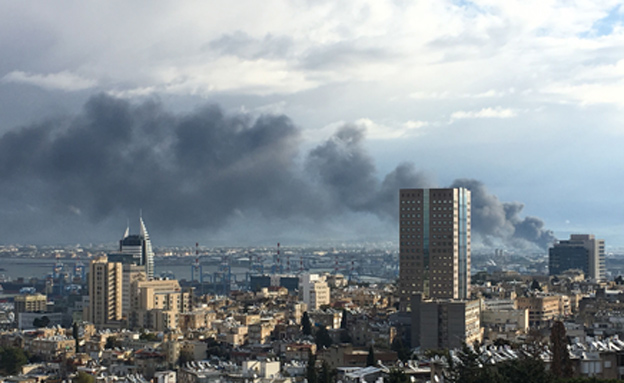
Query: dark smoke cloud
451,179,556,250
305,125,434,216
306,125,379,212
0,95,322,235
0,94,554,249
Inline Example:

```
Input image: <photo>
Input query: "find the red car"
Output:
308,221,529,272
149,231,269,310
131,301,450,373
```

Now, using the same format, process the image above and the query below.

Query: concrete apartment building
122,263,147,318
549,234,605,281
84,256,123,327
130,279,193,331
516,295,562,328
411,294,482,349
14,292,64,330
399,188,471,311
480,299,529,335
14,293,47,313
299,274,330,310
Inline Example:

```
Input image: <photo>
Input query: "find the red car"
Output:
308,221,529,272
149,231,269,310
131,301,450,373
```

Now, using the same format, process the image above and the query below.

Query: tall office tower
120,216,155,279
399,188,471,311
85,256,123,326
549,234,605,281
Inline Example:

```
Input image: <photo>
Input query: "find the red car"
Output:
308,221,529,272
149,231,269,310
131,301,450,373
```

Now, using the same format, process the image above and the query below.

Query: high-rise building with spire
118,216,155,279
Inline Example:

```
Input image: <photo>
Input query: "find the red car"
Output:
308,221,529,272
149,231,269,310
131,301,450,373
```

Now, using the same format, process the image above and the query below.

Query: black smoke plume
451,179,556,250
0,94,553,249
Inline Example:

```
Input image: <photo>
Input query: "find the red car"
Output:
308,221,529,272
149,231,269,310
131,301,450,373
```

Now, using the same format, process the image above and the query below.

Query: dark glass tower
119,217,155,279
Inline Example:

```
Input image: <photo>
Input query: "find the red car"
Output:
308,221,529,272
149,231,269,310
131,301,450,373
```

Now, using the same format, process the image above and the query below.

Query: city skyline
0,2,623,248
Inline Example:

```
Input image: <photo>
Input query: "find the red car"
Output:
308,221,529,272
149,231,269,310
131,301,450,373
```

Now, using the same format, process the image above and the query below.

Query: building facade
299,274,330,310
129,278,193,331
119,217,155,279
85,256,123,326
399,188,471,310
549,234,605,281
412,295,482,350
14,293,47,313
515,295,563,328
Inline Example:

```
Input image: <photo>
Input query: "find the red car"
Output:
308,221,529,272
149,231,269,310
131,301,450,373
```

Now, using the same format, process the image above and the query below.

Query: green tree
205,337,230,360
366,345,375,367
339,329,352,344
319,361,334,383
450,343,482,383
302,312,312,336
140,332,159,342
179,350,194,366
496,355,551,383
550,320,573,378
74,371,95,383
105,336,116,349
391,337,410,361
315,325,333,348
385,368,409,383
33,315,50,328
0,347,28,375
73,322,80,353
307,353,318,383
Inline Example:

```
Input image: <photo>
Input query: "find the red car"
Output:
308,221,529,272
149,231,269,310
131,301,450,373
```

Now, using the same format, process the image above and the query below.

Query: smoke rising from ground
451,179,556,250
0,95,553,249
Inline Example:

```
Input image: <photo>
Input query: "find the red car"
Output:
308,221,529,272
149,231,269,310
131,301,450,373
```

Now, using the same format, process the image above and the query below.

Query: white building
299,274,330,310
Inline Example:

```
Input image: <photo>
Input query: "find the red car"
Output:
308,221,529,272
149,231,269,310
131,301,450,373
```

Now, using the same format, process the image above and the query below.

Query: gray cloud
300,41,391,70
205,31,295,60
0,94,554,249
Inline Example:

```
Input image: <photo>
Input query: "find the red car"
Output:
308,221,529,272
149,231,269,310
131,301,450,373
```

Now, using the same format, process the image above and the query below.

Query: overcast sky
0,1,623,251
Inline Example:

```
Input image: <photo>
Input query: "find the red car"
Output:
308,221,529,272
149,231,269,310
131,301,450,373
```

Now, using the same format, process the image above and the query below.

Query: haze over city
1,1,623,249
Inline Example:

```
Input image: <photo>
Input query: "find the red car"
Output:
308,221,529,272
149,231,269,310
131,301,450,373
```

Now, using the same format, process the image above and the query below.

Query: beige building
14,293,47,313
84,256,123,326
308,310,343,330
399,188,471,311
481,307,529,333
130,279,193,331
412,295,482,350
214,320,248,346
122,263,146,318
516,295,562,328
27,336,76,361
299,274,331,310
234,313,261,326
248,321,276,344
242,360,280,378
179,309,217,331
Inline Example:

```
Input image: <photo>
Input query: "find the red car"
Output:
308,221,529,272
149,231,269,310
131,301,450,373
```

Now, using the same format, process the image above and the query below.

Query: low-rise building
318,344,397,370
516,295,562,327
412,295,482,350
